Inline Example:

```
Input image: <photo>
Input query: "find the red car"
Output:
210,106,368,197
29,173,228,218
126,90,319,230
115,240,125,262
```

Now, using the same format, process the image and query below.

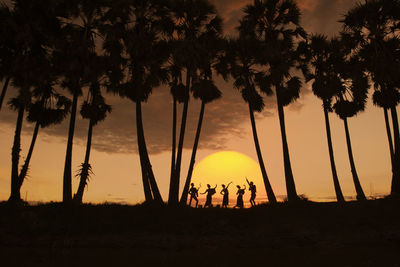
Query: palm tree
330,42,369,201
167,0,222,205
224,36,277,204
55,0,107,202
73,82,111,203
7,0,62,204
16,84,71,196
306,35,345,203
168,64,187,198
103,0,170,204
342,0,400,196
179,78,222,205
240,0,307,202
8,87,31,203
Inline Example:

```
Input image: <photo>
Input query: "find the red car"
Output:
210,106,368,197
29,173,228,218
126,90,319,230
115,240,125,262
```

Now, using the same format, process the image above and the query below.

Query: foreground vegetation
1,198,399,266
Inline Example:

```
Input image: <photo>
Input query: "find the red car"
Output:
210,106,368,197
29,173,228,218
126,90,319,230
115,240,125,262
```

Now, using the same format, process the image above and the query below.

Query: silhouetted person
246,178,257,207
220,182,232,208
188,183,200,208
201,184,217,208
234,185,246,209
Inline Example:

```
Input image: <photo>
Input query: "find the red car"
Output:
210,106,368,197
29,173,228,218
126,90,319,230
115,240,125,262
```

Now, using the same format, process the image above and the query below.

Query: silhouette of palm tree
240,0,307,202
167,0,222,205
329,38,369,201
6,0,62,204
103,0,169,204
224,36,277,204
305,35,345,203
179,24,224,205
342,0,400,196
73,82,111,203
54,0,107,202
18,83,71,196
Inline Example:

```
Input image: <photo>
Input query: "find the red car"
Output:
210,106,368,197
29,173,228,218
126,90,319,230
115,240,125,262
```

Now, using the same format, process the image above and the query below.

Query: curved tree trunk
170,98,177,193
249,103,277,203
136,101,163,204
168,72,190,205
8,106,25,203
136,101,153,202
276,91,298,202
390,107,400,196
73,120,94,203
63,89,79,202
384,108,395,166
0,77,10,111
343,117,366,200
323,104,345,203
18,122,40,191
180,101,205,205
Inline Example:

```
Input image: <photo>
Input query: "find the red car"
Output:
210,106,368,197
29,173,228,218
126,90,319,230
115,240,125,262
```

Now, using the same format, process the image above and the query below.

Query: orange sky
1,0,391,205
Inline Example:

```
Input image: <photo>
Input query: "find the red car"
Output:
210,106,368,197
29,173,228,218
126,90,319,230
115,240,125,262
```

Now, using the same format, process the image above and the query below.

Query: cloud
0,0,357,155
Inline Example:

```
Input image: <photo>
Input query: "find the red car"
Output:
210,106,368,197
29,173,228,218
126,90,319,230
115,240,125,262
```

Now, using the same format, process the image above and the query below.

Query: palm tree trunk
168,72,191,205
390,107,400,196
63,89,79,202
276,91,298,202
343,117,366,200
0,77,10,111
18,122,40,190
169,98,177,192
249,103,276,203
8,106,25,203
136,101,153,202
323,104,345,203
74,119,94,203
136,101,163,204
180,101,205,205
384,108,395,166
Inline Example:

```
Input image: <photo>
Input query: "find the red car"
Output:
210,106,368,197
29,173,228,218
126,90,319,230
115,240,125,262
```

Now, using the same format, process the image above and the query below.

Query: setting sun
191,151,267,205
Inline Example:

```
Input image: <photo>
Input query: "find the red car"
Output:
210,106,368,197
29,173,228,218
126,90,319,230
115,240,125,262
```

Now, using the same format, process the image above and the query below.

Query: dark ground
0,199,399,267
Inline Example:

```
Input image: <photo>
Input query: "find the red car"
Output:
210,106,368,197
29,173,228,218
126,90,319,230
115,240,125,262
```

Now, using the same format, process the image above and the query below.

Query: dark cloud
0,0,357,155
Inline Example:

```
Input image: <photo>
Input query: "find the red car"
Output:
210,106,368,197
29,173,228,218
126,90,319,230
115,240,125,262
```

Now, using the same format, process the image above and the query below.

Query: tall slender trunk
276,91,298,202
136,101,163,204
73,120,94,203
8,106,24,203
390,107,400,195
0,77,10,111
343,117,366,200
323,104,345,203
63,89,79,202
384,108,394,166
180,101,205,205
18,122,40,190
168,71,190,205
169,98,177,190
249,104,276,203
136,101,152,202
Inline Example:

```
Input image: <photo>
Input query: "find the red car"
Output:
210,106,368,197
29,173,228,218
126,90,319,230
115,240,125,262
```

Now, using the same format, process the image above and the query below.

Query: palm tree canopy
239,0,307,107
191,78,221,104
27,84,71,128
80,82,112,125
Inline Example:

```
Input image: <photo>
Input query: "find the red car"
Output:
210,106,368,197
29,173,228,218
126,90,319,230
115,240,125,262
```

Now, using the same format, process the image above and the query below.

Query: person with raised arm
220,182,232,208
188,183,200,208
201,184,217,208
246,177,257,207
234,184,246,209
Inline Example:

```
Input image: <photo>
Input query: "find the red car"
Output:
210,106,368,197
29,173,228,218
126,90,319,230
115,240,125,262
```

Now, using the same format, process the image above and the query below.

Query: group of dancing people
187,178,257,208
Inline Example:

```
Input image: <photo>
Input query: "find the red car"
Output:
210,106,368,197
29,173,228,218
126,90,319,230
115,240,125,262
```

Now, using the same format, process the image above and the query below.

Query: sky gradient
1,0,392,204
